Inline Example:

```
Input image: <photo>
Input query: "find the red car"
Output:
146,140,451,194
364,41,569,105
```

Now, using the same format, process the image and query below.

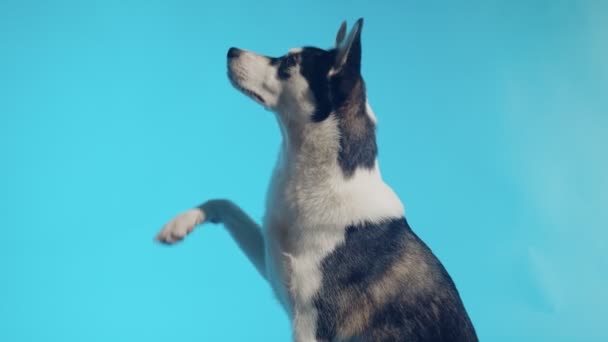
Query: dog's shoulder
313,217,478,342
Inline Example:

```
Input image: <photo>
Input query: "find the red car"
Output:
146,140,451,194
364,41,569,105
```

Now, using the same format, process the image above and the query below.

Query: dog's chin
240,86,267,106
227,72,267,106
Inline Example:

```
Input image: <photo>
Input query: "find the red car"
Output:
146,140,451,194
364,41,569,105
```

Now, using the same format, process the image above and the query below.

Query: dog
155,18,478,342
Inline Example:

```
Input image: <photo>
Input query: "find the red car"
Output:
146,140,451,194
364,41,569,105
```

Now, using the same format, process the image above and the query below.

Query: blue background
1,1,607,341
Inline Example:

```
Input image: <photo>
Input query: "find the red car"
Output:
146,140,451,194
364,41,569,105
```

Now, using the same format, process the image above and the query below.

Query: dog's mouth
227,72,266,106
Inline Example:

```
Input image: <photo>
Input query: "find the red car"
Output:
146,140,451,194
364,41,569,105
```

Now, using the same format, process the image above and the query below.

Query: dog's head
227,19,365,123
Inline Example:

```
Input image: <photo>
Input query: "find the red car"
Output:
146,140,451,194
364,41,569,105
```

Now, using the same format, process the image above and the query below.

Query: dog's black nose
227,47,241,59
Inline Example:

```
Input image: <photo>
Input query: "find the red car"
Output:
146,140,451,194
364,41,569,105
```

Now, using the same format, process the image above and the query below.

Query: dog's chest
265,220,346,317
262,151,405,315
263,158,346,314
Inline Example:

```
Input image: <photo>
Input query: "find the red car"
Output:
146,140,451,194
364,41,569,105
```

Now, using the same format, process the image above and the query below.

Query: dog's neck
274,84,377,178
267,99,404,231
276,114,340,169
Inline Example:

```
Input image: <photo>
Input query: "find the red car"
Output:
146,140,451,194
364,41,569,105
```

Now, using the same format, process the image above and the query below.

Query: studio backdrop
1,1,606,341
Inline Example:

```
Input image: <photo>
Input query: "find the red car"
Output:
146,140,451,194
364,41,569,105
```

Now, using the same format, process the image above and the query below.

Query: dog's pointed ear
335,21,347,48
332,18,363,75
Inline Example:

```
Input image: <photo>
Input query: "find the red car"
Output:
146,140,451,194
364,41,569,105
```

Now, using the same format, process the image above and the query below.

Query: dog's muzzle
226,47,267,105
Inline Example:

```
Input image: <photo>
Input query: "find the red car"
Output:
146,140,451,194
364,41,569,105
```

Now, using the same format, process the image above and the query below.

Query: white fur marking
366,101,377,124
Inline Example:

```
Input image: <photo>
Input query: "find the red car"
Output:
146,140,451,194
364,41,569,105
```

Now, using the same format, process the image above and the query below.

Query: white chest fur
261,116,404,319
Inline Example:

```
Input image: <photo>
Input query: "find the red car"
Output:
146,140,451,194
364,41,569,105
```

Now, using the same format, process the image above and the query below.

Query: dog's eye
284,54,297,67
278,55,297,79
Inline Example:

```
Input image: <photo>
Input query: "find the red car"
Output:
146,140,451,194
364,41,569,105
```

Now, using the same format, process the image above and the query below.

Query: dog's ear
335,21,347,48
332,18,363,76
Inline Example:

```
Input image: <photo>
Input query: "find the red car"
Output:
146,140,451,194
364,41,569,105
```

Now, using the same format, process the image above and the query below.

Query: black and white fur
156,19,478,342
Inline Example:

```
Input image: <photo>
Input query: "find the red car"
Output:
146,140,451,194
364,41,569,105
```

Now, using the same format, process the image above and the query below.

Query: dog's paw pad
155,209,205,244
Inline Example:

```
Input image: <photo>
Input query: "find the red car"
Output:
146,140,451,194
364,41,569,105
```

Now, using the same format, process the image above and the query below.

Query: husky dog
156,18,478,342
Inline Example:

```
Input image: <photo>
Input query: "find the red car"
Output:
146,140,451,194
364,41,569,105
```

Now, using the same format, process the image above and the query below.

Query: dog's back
314,218,477,341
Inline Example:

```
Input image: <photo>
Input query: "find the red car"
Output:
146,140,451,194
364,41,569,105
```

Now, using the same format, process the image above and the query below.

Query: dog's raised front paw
155,208,205,244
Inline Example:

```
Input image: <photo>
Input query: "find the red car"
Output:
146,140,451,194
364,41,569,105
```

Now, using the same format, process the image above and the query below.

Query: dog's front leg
292,306,321,342
155,199,266,279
